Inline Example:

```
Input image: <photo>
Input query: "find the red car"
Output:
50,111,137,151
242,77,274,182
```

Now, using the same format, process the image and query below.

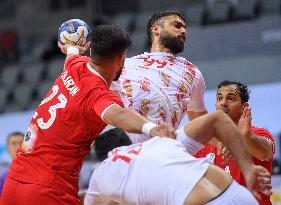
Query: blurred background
0,0,280,202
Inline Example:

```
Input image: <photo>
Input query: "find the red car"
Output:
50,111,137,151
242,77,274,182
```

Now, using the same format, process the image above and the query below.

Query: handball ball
58,19,91,46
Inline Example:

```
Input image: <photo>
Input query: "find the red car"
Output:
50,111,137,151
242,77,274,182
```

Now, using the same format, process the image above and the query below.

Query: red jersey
8,55,123,196
195,126,275,205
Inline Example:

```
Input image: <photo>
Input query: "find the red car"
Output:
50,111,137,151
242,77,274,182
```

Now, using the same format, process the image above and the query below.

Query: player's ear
151,24,160,36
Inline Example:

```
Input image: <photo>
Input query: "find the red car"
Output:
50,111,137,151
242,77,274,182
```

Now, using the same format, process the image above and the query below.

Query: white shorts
206,180,258,205
87,137,209,205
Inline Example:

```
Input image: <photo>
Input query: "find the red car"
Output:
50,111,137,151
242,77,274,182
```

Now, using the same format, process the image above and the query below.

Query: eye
216,96,222,101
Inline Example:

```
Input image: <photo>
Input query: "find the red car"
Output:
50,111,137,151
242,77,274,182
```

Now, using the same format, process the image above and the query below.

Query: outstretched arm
103,104,176,138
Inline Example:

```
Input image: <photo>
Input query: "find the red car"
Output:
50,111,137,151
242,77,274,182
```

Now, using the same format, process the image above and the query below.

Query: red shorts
0,177,81,205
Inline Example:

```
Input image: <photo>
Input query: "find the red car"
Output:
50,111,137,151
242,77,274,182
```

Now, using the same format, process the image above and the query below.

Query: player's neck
150,43,174,55
89,61,115,86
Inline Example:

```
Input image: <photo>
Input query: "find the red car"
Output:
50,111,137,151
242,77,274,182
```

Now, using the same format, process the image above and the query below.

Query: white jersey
85,134,209,205
111,52,206,143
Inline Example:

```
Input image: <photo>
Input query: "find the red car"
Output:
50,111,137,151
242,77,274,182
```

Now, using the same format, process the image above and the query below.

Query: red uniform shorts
0,177,80,205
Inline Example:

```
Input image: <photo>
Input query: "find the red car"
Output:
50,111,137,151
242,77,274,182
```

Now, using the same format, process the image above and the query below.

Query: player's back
88,137,209,205
112,52,204,129
9,55,110,195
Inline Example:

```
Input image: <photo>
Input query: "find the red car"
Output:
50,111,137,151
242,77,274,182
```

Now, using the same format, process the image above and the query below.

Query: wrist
67,46,79,55
142,122,157,136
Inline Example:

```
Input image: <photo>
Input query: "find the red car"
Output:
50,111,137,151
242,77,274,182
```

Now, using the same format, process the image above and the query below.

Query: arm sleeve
186,70,207,112
87,85,124,121
253,128,275,157
64,54,91,71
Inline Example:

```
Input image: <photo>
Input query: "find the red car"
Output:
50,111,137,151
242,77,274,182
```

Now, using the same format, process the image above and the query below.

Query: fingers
221,149,233,163
216,142,223,155
161,123,176,138
253,166,272,196
57,41,90,55
150,123,176,139
58,41,67,54
217,144,233,163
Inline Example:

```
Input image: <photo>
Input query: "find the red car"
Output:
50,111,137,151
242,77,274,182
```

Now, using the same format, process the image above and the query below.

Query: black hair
147,11,186,47
217,80,251,103
94,128,132,161
6,131,24,143
91,25,132,58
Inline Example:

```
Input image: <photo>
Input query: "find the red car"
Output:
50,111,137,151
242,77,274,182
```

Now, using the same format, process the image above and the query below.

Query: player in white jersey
85,111,272,205
111,11,207,143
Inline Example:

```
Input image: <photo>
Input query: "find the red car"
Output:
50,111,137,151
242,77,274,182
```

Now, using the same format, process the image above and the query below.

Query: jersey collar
144,52,174,57
87,63,108,86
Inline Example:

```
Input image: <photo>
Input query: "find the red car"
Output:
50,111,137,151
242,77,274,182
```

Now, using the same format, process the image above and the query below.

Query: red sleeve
87,84,124,120
251,126,275,156
194,144,214,158
64,55,91,71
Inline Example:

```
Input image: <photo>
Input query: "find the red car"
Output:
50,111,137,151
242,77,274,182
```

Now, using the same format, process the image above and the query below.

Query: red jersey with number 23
8,55,123,196
195,126,275,205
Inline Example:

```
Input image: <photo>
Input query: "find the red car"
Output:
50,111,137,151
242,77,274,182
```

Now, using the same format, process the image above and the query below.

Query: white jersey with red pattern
85,135,209,205
111,52,206,143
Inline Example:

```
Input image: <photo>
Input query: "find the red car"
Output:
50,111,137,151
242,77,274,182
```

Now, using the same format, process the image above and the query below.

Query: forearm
243,132,273,160
105,107,148,134
187,111,207,121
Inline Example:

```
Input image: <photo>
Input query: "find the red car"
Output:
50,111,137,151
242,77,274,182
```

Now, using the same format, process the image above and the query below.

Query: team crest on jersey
206,153,216,163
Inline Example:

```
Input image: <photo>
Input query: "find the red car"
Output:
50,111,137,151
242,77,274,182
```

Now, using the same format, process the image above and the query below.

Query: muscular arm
187,111,207,121
103,104,147,134
243,131,273,160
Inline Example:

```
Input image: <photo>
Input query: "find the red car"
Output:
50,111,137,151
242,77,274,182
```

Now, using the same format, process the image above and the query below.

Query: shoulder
65,55,91,70
177,56,201,73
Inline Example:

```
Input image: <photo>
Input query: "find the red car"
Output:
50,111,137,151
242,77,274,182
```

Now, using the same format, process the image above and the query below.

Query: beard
159,33,185,54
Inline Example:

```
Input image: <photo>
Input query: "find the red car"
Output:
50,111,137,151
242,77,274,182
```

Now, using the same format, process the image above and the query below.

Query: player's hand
150,123,176,139
238,105,252,139
58,41,90,55
217,142,234,164
244,165,272,200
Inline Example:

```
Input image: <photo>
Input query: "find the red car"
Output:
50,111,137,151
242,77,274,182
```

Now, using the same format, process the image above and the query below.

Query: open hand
58,41,90,55
238,106,252,139
244,165,272,200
